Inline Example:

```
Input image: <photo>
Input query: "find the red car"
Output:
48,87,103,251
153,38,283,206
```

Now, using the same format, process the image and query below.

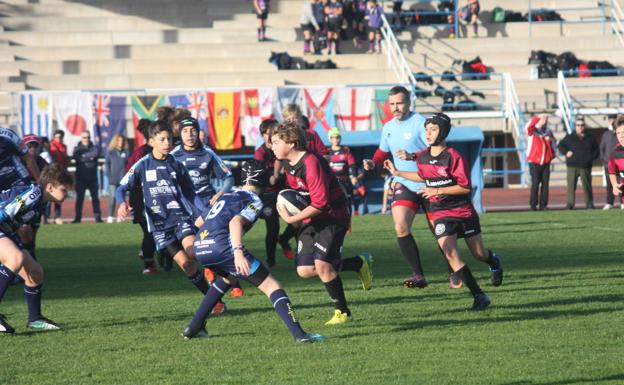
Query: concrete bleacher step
23,69,396,90
0,28,298,46
0,16,174,32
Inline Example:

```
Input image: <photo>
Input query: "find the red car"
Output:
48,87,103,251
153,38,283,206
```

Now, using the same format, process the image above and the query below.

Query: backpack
491,7,506,23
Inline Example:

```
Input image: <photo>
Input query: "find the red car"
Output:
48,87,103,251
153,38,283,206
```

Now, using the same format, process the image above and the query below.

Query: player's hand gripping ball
276,189,311,216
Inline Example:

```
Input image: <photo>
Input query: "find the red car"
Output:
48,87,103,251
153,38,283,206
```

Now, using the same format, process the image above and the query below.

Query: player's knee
314,260,336,280
179,259,197,275
296,266,316,278
3,247,25,270
394,222,410,237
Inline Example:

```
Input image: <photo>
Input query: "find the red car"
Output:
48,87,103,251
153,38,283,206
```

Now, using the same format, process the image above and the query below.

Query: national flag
93,94,127,154
303,88,335,132
53,92,95,154
275,88,301,121
373,88,393,130
168,92,208,134
131,95,166,147
207,91,242,150
242,88,273,147
335,87,372,131
20,92,53,138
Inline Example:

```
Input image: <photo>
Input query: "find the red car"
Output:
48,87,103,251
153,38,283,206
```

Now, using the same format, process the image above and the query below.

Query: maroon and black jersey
327,146,356,181
305,129,329,156
282,152,349,223
607,144,624,186
254,143,282,192
415,146,476,221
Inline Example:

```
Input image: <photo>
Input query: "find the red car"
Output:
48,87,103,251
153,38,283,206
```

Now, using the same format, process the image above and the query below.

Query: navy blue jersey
170,144,232,200
116,153,204,232
0,128,30,190
193,188,263,274
0,183,43,237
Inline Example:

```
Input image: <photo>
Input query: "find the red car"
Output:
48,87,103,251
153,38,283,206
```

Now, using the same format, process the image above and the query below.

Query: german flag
207,91,242,150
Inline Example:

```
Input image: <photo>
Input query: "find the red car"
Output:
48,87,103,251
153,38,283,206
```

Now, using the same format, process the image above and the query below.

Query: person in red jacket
526,114,556,211
607,115,624,200
49,130,69,224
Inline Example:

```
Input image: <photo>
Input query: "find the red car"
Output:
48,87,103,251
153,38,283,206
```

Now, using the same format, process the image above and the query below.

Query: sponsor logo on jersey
150,206,161,214
166,201,180,210
145,169,157,182
200,230,209,240
429,160,439,164
404,132,413,140
434,223,446,236
199,162,208,169
262,206,273,217
426,179,453,187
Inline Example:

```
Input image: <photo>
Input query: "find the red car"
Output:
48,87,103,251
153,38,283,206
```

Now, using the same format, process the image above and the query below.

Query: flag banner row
17,87,394,152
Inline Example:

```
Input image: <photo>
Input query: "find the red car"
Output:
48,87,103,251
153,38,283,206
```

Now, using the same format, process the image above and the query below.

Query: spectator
526,114,556,210
350,0,367,48
105,134,129,223
439,1,456,38
558,117,599,210
301,0,321,54
365,0,383,54
391,1,404,30
312,0,327,54
458,0,480,38
72,130,103,223
324,0,343,54
600,114,621,209
50,130,69,224
253,0,270,41
39,137,53,165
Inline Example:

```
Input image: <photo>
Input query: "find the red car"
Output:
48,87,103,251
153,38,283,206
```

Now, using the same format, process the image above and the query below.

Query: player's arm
363,148,390,171
207,147,234,193
347,148,358,185
383,159,423,182
607,157,622,195
526,115,541,136
229,215,251,276
116,162,140,219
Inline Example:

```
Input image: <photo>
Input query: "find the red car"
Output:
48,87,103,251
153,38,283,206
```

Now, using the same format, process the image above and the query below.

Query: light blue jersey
379,111,427,192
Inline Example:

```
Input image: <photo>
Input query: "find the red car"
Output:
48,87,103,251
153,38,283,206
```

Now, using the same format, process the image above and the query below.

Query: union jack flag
169,92,208,133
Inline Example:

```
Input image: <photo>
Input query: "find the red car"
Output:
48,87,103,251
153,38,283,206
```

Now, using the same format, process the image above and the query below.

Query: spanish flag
207,91,242,150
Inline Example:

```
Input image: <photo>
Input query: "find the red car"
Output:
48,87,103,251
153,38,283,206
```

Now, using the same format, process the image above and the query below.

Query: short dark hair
156,105,175,123
148,120,172,138
388,86,411,102
53,130,64,139
259,118,279,136
614,114,624,129
137,118,152,139
39,164,73,188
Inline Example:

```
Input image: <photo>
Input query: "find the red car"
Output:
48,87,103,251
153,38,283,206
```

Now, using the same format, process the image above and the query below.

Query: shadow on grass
502,373,624,385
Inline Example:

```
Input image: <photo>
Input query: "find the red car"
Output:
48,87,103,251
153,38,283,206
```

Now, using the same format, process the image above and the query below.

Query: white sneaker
603,204,613,210
106,216,114,223
116,217,122,223
54,218,63,225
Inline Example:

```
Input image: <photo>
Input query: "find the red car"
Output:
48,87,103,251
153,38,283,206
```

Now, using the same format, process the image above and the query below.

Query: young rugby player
326,128,358,213
254,119,293,266
182,160,326,343
0,164,73,333
116,120,213,300
272,122,372,325
170,117,243,298
607,115,624,200
384,113,503,310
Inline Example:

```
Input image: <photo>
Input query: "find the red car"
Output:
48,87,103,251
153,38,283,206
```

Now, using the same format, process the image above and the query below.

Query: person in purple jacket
365,0,383,54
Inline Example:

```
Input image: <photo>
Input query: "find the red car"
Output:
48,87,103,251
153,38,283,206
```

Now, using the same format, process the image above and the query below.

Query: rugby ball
277,189,311,216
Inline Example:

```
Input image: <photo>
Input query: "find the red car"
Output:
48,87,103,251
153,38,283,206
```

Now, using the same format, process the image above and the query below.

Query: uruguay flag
20,92,53,138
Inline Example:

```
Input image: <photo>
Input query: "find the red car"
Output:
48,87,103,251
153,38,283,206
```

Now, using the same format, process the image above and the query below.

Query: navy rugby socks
24,284,43,322
0,265,17,300
270,289,307,340
189,278,231,330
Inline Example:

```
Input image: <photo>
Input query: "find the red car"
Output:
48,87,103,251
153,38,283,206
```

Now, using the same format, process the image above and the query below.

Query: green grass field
2,210,623,385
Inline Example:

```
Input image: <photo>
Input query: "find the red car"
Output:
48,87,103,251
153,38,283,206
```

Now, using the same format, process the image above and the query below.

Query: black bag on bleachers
588,60,617,76
313,60,337,69
456,98,478,111
414,86,432,99
441,91,455,111
556,52,579,72
504,12,526,22
415,72,434,85
313,34,327,53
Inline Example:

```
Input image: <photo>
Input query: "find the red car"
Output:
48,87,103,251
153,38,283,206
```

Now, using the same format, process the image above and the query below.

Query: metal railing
610,0,624,47
502,72,528,186
557,71,575,134
528,1,610,37
380,13,417,89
